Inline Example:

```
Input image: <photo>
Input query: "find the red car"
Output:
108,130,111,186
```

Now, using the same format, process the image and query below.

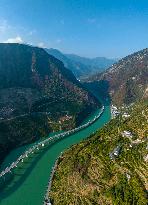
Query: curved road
0,99,111,205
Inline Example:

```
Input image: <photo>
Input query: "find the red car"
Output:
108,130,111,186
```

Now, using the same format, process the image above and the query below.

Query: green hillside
49,101,148,204
0,43,100,165
85,48,148,106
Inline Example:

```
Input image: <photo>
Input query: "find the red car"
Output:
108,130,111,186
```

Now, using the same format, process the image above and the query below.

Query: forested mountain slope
0,43,100,165
85,48,148,106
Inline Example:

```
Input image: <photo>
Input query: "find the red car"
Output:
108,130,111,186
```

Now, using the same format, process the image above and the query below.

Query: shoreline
43,105,105,205
0,106,104,178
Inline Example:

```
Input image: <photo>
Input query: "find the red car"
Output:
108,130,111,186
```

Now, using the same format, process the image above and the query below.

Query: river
0,93,111,205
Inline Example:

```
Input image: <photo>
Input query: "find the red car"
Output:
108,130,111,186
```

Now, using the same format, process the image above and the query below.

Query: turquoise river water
0,94,111,205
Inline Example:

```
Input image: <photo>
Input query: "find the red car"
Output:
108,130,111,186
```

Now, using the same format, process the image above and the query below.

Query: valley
0,44,147,205
0,1,148,205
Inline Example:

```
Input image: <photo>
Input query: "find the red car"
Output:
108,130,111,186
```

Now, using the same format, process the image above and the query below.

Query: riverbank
43,107,105,204
0,101,110,205
48,101,148,205
0,106,104,178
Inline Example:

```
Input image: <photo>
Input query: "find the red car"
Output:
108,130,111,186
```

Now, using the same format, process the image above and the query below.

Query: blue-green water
0,99,111,204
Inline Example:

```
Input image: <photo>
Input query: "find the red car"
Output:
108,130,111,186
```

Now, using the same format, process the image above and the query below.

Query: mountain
46,48,117,78
0,43,100,165
49,100,148,204
49,48,148,204
66,53,117,71
85,48,148,106
45,48,83,77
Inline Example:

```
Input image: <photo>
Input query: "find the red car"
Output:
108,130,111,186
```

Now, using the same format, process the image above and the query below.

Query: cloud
87,18,96,24
4,36,23,43
38,42,45,48
56,38,62,44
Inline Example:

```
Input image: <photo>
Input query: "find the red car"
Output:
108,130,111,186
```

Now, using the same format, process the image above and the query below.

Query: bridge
0,106,104,179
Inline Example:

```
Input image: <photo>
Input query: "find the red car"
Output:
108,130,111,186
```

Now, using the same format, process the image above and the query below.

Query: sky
0,0,148,58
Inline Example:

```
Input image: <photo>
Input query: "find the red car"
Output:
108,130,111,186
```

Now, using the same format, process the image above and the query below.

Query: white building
122,131,133,138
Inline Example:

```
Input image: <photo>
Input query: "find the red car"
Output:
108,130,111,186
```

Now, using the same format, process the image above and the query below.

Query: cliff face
0,43,100,165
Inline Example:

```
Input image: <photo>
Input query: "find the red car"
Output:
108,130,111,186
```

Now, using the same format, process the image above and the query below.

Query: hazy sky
0,0,148,58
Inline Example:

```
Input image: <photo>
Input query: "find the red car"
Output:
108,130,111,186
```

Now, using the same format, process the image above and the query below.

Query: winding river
0,92,111,205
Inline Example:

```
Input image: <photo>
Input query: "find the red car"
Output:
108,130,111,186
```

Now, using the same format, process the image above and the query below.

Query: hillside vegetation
49,101,148,204
0,43,100,165
85,48,148,106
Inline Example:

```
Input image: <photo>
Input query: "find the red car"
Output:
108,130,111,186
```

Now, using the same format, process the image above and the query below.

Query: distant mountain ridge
46,48,117,78
66,53,117,70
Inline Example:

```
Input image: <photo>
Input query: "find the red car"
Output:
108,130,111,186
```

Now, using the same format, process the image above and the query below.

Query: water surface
0,96,111,205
